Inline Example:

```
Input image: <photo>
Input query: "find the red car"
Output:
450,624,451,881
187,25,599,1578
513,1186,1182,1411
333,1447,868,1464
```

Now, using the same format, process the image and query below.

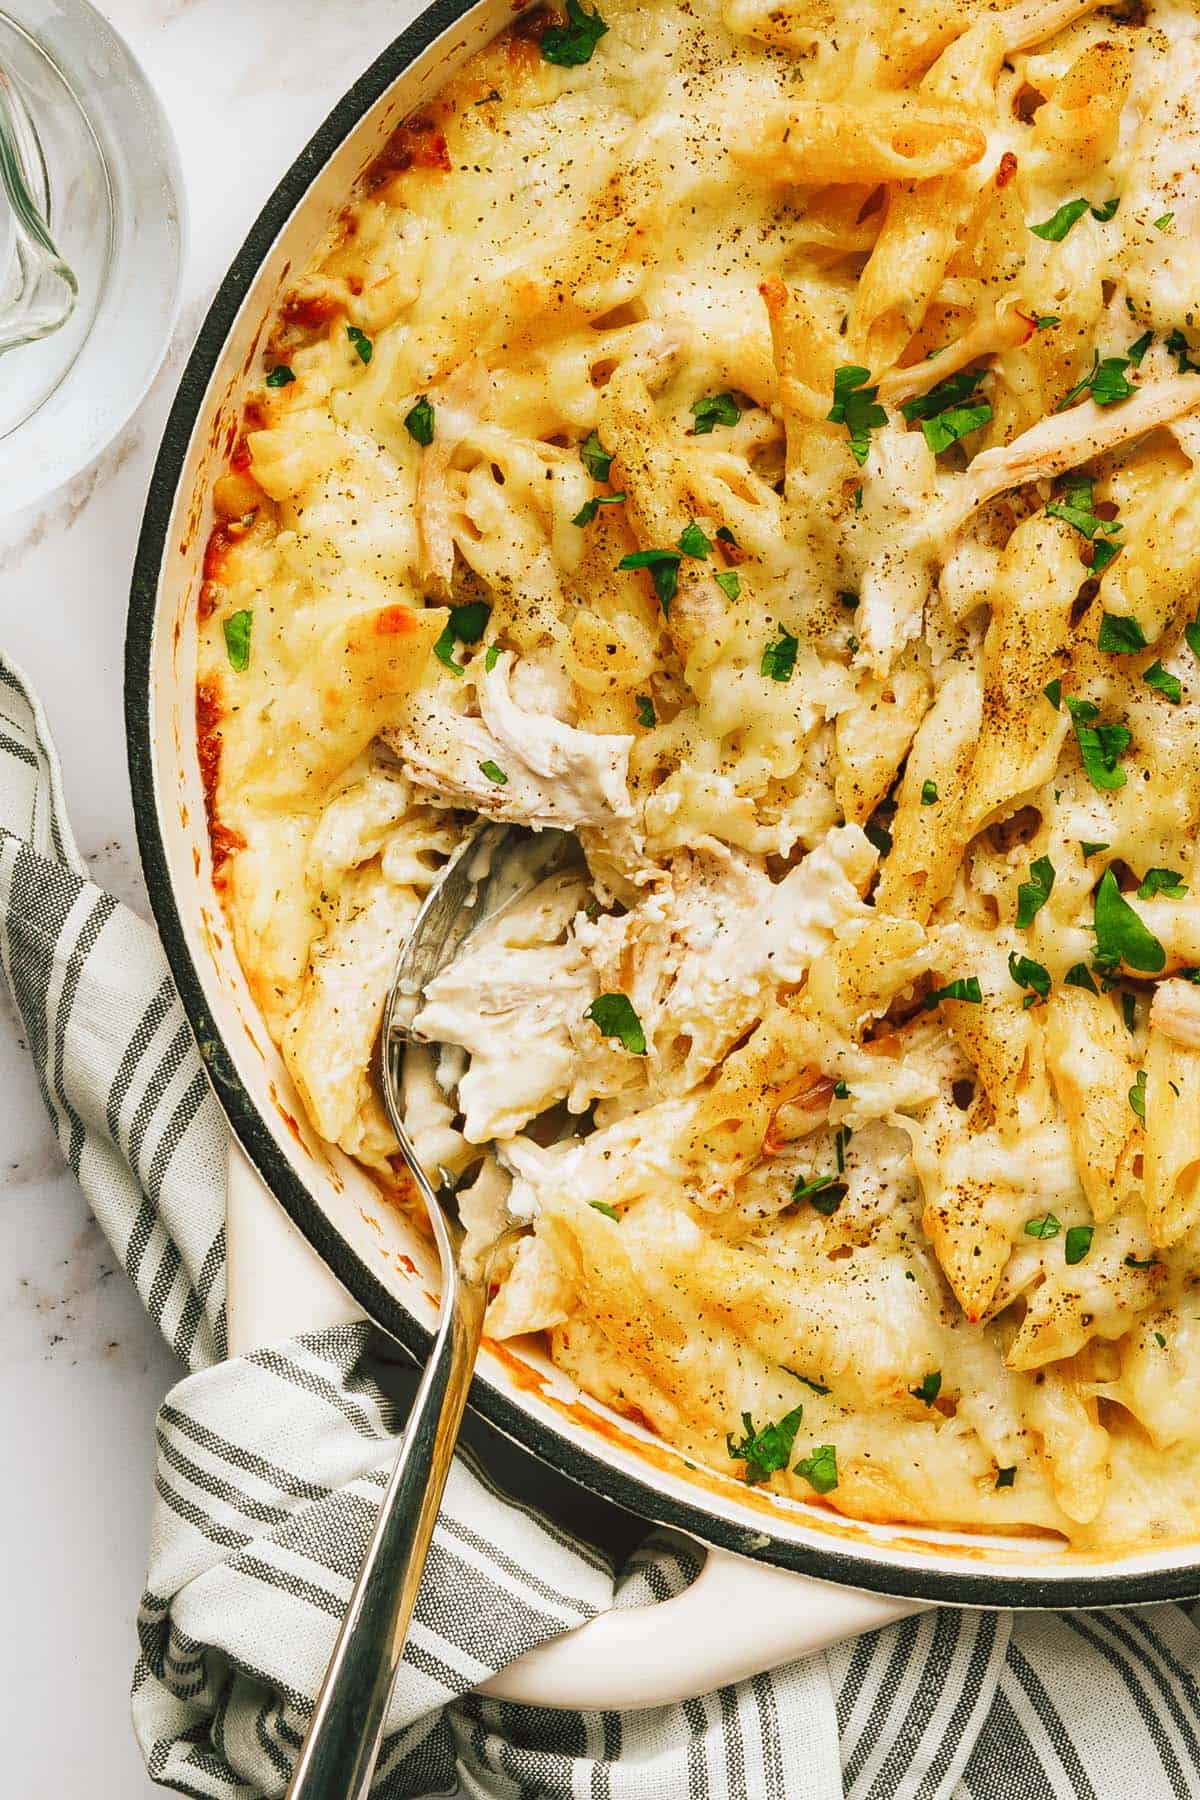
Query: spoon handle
285,1260,486,1800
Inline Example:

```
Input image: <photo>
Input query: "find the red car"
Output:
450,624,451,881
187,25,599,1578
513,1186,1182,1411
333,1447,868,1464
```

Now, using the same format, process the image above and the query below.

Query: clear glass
0,0,184,513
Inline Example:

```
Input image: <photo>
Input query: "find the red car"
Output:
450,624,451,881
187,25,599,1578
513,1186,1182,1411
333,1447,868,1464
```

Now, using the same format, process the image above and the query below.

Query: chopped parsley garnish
1129,1068,1148,1121
1046,477,1122,570
911,1371,942,1405
433,600,491,674
404,397,435,445
1125,1253,1158,1269
1066,696,1131,791
618,547,681,613
726,1406,804,1485
540,0,608,66
1055,350,1136,414
572,491,626,527
635,694,656,727
1167,329,1200,374
678,520,712,559
1138,867,1186,899
900,368,991,454
580,430,613,481
1144,660,1182,703
924,976,983,1008
921,779,938,805
1097,612,1147,653
223,610,252,673
1155,1331,1168,1347
835,1126,851,1173
1030,197,1091,240
762,628,798,682
1093,866,1165,973
996,1466,1017,1488
346,324,373,365
1016,855,1055,929
714,569,741,600
1154,212,1175,231
1065,1224,1094,1264
589,1201,620,1222
833,1079,850,1098
1044,677,1062,709
484,645,501,672
691,391,740,435
1122,990,1138,1033
585,992,647,1055
1065,962,1099,993
1009,951,1051,1008
265,364,295,388
479,759,508,786
796,1375,831,1395
1127,330,1154,367
1025,1212,1061,1240
795,1443,838,1494
793,1172,846,1214
1035,316,1060,331
827,365,886,467
1090,197,1120,222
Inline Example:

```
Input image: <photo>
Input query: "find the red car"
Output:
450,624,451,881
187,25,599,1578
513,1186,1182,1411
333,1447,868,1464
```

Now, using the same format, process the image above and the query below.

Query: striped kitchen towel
3,647,1200,1800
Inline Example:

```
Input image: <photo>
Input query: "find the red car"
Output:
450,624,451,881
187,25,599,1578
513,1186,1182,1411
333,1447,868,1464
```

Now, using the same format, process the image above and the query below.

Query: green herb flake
618,547,682,613
479,759,508,786
1097,612,1147,654
921,779,939,805
833,1079,850,1098
1155,1330,1168,1347
1081,841,1109,859
433,600,491,674
1025,1212,1061,1240
1127,330,1155,367
1054,351,1136,414
635,694,656,727
540,0,608,66
726,1405,805,1485
1030,197,1091,240
1009,950,1051,1008
1168,329,1200,374
1064,963,1099,993
1138,867,1186,900
793,1173,846,1215
346,324,373,365
922,403,992,455
1142,660,1182,703
265,364,295,388
1047,478,1123,570
585,992,647,1055
1154,212,1175,232
1127,1068,1149,1123
1016,855,1055,929
485,645,500,672
1094,866,1165,973
678,520,713,560
1035,315,1060,330
762,628,799,683
580,430,613,481
691,391,740,435
795,1443,839,1494
714,569,741,600
223,610,252,673
1121,990,1138,1034
827,365,887,467
404,396,435,445
924,976,983,1009
1065,1223,1095,1264
996,1466,1017,1488
835,1125,851,1173
911,1371,942,1405
589,1201,620,1222
797,1375,831,1395
572,491,626,527
1044,677,1063,709
1125,1253,1158,1270
1066,696,1131,792
1091,197,1120,222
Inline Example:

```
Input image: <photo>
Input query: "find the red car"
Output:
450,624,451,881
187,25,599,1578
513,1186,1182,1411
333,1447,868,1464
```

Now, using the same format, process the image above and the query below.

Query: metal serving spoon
286,820,578,1800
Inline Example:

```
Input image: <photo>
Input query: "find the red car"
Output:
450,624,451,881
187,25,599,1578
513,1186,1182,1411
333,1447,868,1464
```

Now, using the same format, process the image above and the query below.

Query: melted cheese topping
198,0,1200,1552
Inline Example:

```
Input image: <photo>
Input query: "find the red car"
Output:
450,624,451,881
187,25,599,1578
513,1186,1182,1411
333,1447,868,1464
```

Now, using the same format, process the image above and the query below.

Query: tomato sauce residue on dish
364,113,452,190
196,677,244,884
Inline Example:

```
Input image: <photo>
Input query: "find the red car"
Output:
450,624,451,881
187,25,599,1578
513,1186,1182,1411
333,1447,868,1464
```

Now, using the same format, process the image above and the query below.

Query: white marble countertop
0,1,425,1787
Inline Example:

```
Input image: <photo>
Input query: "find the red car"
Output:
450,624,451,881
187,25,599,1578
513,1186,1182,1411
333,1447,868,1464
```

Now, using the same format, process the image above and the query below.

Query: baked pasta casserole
198,0,1200,1551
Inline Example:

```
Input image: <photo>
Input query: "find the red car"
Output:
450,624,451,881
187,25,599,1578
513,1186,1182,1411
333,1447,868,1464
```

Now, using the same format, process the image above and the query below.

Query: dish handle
226,1144,925,1708
482,1542,920,1709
